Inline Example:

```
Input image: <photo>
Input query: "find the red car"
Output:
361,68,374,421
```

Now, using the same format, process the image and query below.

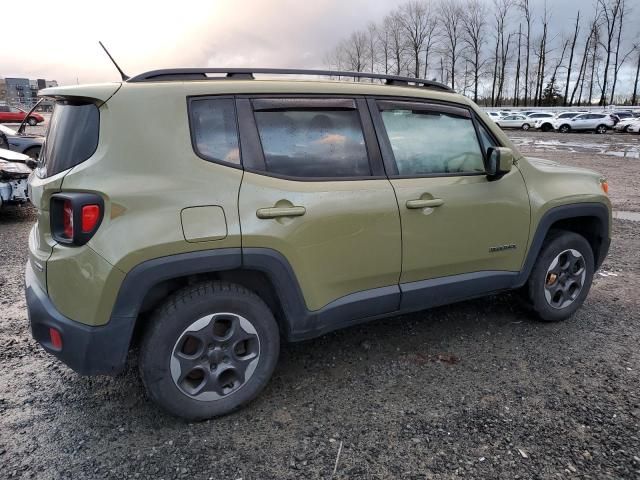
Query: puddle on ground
510,136,640,159
613,211,640,221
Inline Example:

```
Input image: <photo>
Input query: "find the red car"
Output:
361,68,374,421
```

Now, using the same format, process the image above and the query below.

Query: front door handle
406,198,444,209
256,206,306,219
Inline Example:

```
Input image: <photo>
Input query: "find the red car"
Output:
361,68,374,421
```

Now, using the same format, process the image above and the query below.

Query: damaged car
0,148,32,209
0,124,44,159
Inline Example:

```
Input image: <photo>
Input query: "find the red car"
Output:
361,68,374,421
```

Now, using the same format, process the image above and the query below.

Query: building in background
0,77,58,109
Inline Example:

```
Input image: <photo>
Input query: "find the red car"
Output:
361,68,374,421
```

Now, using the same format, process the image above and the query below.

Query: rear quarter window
41,101,99,177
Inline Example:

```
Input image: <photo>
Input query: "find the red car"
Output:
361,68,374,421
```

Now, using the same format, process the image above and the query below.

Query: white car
526,112,556,131
0,147,32,209
614,117,640,132
627,122,640,133
494,114,532,130
553,113,616,134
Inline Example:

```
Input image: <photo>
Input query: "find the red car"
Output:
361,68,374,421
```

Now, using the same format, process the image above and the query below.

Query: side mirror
486,147,513,179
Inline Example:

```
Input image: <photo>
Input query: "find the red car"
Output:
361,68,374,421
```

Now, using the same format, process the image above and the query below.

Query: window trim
368,97,493,179
186,95,243,170
242,95,385,182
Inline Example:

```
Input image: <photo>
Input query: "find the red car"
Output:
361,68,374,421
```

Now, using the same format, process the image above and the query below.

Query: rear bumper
24,260,133,375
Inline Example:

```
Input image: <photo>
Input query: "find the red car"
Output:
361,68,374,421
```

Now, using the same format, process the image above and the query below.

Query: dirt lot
1,131,639,479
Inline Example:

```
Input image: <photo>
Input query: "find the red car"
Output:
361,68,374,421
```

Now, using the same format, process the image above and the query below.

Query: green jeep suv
25,69,611,420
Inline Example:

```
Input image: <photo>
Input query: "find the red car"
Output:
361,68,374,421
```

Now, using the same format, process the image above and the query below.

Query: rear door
238,97,402,314
368,98,530,307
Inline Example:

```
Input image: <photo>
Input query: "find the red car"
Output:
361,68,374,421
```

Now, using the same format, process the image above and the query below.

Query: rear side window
253,109,370,178
189,98,240,165
380,109,485,176
41,101,99,177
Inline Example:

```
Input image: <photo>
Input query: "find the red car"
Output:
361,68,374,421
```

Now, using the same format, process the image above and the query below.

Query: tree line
325,0,640,107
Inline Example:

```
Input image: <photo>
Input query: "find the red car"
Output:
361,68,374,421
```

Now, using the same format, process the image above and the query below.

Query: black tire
559,124,570,133
522,123,530,130
139,281,280,421
541,123,552,132
623,125,630,133
527,231,594,322
24,146,41,160
595,124,607,134
27,117,38,126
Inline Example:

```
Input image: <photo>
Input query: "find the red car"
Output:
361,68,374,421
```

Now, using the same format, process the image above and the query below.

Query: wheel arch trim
514,202,610,287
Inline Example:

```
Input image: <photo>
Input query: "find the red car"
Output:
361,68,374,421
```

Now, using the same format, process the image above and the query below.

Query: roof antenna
99,41,130,81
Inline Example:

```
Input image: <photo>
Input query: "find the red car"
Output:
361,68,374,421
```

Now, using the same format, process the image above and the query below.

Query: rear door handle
256,206,306,219
406,198,444,209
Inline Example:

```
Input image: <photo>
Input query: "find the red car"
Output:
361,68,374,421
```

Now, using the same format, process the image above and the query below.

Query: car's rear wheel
559,124,570,133
527,231,594,322
27,117,38,126
541,123,552,132
139,281,280,421
522,123,530,130
595,124,607,134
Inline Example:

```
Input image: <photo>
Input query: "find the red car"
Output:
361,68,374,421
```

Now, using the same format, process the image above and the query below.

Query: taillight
51,193,104,246
81,204,101,233
63,200,74,238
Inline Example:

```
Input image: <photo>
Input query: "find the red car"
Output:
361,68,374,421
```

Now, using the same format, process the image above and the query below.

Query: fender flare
513,202,610,287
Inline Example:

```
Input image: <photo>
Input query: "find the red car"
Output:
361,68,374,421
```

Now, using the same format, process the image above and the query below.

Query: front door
369,99,530,303
238,97,402,315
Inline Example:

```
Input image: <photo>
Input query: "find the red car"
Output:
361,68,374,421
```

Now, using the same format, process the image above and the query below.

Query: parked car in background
627,122,640,133
486,111,503,120
614,117,640,132
553,113,616,133
0,124,44,159
494,114,532,130
0,148,32,210
527,113,556,132
0,105,45,126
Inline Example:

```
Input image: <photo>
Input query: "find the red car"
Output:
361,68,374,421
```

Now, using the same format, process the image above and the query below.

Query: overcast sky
2,0,639,91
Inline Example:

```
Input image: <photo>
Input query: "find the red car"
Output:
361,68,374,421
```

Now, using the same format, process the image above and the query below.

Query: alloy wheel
170,313,261,401
544,249,586,309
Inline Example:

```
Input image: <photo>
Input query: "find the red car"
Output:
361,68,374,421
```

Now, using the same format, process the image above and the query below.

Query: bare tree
563,11,581,106
341,30,369,74
609,0,630,103
439,0,464,89
519,0,533,106
461,0,488,102
588,23,601,105
513,23,522,105
597,0,623,105
366,23,378,74
490,0,513,106
398,1,434,78
533,4,549,106
632,46,640,105
570,20,596,106
496,32,514,105
376,20,392,74
386,13,408,76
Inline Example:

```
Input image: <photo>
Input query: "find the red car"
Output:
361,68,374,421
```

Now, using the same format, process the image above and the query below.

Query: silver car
494,114,532,130
0,124,44,159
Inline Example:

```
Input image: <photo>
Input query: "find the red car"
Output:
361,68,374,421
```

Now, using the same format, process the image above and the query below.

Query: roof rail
126,68,454,92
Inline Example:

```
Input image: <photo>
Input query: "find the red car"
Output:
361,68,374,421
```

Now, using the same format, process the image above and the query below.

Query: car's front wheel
595,124,607,134
27,117,38,126
527,231,594,322
139,281,280,421
522,123,530,130
559,124,571,133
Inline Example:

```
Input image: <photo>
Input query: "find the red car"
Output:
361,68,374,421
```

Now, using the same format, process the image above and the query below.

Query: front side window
253,109,370,178
381,109,485,176
189,98,240,165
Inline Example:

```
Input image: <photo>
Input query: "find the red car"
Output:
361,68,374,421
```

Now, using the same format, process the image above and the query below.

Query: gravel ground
1,132,640,479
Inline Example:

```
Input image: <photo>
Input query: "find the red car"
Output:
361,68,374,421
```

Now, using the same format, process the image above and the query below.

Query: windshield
0,124,16,136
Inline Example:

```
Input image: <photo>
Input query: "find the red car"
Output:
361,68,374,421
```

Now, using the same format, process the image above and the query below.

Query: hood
0,147,31,163
524,156,603,179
